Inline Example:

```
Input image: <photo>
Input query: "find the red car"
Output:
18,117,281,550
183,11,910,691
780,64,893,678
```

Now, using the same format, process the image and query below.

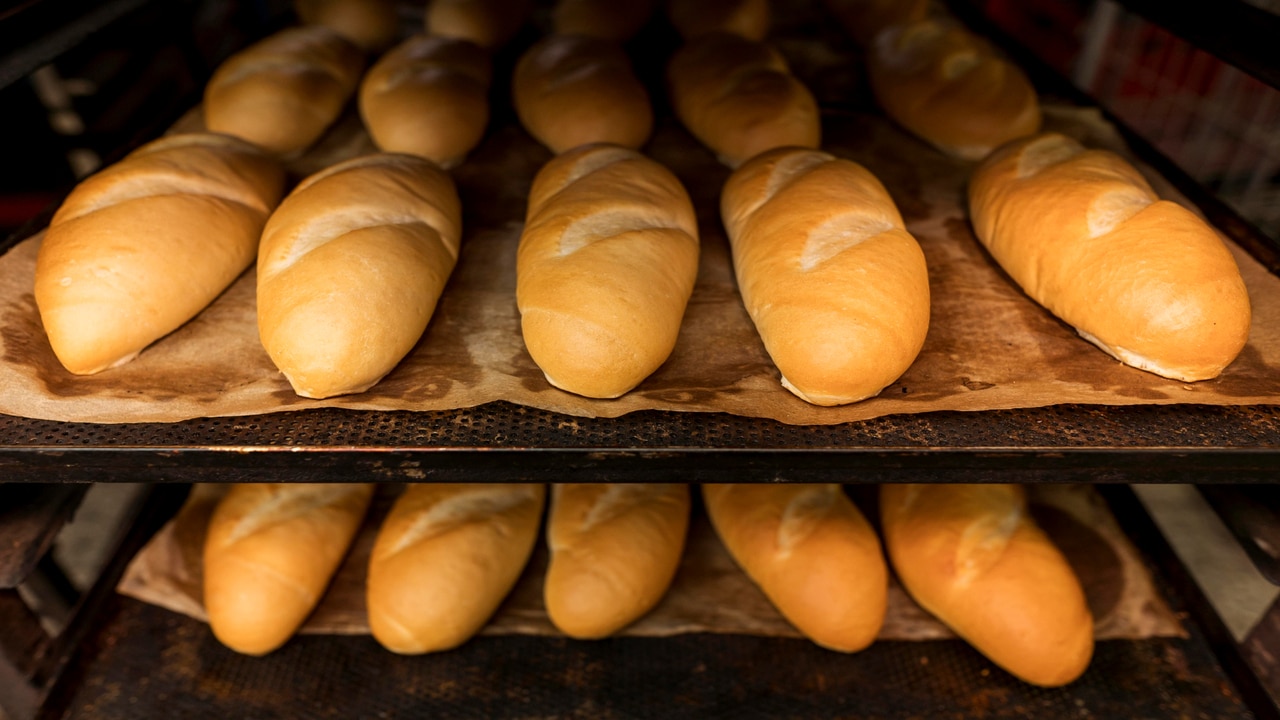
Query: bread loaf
367,484,546,654
552,0,654,41
545,484,690,638
720,147,930,405
257,153,462,399
295,0,400,52
517,144,700,398
203,483,374,655
204,26,364,155
867,18,1040,160
359,34,492,168
823,0,927,45
667,33,819,168
668,0,770,41
703,484,887,652
880,484,1094,686
513,35,653,154
425,0,530,49
968,133,1251,381
34,133,284,375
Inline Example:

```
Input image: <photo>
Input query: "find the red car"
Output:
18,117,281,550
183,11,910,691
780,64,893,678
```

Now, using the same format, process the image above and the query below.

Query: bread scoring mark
580,484,664,534
744,150,833,220
559,146,636,191
954,502,1021,586
221,484,364,547
1016,134,1084,178
262,214,438,281
557,208,681,256
941,50,981,80
1087,188,1153,238
210,59,335,92
379,62,458,92
799,212,895,271
387,485,540,557
53,169,266,225
874,20,943,72
776,484,838,557
215,551,317,605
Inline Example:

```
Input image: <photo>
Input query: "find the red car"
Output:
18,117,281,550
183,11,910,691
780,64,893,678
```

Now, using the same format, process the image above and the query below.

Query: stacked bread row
31,0,1252,411
203,481,1094,687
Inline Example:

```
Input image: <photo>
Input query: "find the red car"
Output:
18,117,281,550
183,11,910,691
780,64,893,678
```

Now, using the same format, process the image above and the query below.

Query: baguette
667,33,819,168
34,133,284,375
720,147,930,405
203,483,375,655
517,144,700,398
359,34,492,168
867,18,1040,160
513,34,653,154
703,484,887,652
552,0,654,41
880,484,1094,686
822,0,927,45
295,0,400,52
367,484,546,654
425,0,530,49
968,132,1251,381
668,0,770,41
545,484,690,638
257,153,462,399
204,26,364,155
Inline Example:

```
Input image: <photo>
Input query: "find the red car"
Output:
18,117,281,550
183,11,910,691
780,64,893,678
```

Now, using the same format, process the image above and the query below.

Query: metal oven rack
2,0,1280,717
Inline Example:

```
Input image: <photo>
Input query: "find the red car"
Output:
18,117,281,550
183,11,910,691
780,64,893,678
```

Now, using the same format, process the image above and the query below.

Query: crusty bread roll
34,133,284,375
881,484,1094,686
359,34,492,168
703,484,887,652
425,0,530,49
720,147,930,405
552,0,654,41
968,133,1251,381
204,26,364,155
295,0,400,51
668,0,769,40
257,153,462,399
823,0,927,45
545,484,690,638
367,484,546,654
667,33,819,168
513,35,653,154
203,483,375,656
867,18,1040,160
517,144,700,398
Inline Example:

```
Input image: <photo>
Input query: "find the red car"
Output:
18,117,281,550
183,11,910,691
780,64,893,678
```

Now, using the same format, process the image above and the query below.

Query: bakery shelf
25,485,1274,720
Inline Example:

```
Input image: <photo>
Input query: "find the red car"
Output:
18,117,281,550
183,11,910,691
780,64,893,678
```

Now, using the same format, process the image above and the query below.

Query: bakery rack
2,0,1280,717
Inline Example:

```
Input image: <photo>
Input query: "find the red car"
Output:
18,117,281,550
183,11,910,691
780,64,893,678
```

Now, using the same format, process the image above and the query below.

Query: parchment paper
117,484,1183,642
0,95,1276,425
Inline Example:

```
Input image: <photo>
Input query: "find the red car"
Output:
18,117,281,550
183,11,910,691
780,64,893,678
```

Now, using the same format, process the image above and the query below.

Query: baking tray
2,0,1278,484
31,485,1272,720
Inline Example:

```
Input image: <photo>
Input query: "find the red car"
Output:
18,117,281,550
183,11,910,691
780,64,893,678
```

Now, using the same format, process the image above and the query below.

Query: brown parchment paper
117,484,1183,641
1,100,1277,424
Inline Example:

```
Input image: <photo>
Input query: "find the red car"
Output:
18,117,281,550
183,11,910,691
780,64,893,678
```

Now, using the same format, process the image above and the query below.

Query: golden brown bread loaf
545,484,690,638
720,147,930,405
513,34,653,154
867,18,1040,160
367,484,546,654
667,33,819,168
359,34,492,168
257,153,462,399
880,484,1094,687
425,0,530,49
204,26,365,155
517,145,700,398
295,0,400,51
552,0,654,41
968,133,1252,381
668,0,770,40
34,133,284,375
703,484,887,652
203,483,375,656
823,0,927,45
